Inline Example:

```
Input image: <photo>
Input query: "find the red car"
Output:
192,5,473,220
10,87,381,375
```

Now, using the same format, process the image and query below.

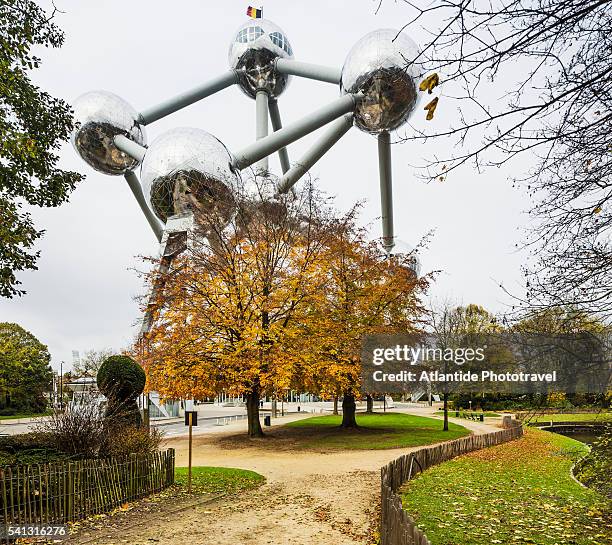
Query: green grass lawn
401,429,610,545
174,466,265,495
284,412,470,450
525,412,612,423
0,410,52,420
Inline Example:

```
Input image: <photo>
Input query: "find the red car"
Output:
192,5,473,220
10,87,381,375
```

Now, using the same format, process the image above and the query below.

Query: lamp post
59,360,64,411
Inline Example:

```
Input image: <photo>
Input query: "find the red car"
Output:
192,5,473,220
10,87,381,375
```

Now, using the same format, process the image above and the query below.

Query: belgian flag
246,6,263,18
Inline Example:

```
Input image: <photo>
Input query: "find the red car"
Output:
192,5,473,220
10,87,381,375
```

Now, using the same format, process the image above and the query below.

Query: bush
97,355,146,427
29,400,164,460
97,355,146,401
0,432,65,465
36,403,106,459
104,425,164,458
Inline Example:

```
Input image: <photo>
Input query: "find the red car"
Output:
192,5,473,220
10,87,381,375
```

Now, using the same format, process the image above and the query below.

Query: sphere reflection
341,30,423,134
140,128,240,227
228,19,294,99
71,91,146,175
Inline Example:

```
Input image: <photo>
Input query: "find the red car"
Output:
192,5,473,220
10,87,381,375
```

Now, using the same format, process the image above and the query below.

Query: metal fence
381,423,524,545
0,449,175,527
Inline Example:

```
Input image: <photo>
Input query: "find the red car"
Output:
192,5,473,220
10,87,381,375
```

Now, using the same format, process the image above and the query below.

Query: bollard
480,414,484,422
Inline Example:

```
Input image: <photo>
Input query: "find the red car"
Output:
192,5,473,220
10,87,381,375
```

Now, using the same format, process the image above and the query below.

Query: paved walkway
67,410,501,545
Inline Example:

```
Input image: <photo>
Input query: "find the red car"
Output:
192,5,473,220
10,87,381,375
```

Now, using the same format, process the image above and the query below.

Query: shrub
29,402,164,460
97,355,146,401
0,432,65,464
97,355,146,427
36,402,106,459
104,425,164,458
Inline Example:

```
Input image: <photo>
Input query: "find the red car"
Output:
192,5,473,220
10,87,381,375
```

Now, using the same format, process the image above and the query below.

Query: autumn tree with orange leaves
140,180,336,437
295,212,429,428
139,180,429,437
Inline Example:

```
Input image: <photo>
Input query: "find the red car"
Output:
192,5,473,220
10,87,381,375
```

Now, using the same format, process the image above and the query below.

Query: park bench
455,411,485,422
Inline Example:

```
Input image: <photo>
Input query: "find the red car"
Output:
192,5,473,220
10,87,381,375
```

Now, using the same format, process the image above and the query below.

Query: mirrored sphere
140,128,240,226
341,29,423,134
71,91,146,175
228,19,294,99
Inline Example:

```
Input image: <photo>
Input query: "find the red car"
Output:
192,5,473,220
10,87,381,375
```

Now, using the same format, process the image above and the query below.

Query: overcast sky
0,0,533,371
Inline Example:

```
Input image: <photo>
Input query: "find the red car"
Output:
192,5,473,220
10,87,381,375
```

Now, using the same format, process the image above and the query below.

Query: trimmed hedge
97,355,146,427
97,355,145,401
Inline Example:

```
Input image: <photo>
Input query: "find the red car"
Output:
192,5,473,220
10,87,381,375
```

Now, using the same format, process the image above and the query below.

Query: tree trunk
443,392,449,431
366,394,374,413
341,392,358,428
333,396,338,415
246,387,264,438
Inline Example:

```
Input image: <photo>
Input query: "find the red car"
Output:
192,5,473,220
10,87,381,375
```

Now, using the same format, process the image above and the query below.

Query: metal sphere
71,91,146,175
228,19,294,99
341,29,423,134
387,239,422,277
140,128,240,226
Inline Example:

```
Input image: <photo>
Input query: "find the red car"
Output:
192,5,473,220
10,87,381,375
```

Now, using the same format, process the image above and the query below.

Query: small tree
97,355,146,427
514,308,608,409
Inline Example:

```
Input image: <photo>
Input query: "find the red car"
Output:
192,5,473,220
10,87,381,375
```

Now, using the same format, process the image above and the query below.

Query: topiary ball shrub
97,355,146,401
97,355,146,427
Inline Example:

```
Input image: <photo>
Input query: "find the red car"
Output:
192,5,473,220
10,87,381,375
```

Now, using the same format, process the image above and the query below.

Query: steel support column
255,89,270,173
114,134,147,162
268,98,291,174
378,131,395,253
124,170,164,242
275,58,341,84
233,94,358,171
277,114,353,194
138,71,239,125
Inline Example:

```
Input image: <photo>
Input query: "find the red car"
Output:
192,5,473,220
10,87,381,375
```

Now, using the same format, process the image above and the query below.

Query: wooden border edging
380,423,524,545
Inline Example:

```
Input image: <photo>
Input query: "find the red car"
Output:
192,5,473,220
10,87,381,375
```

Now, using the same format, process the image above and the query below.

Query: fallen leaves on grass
401,429,611,545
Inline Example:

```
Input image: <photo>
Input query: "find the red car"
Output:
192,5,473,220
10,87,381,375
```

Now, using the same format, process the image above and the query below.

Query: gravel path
67,411,500,545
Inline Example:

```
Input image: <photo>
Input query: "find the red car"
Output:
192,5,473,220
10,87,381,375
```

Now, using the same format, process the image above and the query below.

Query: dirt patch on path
65,414,500,545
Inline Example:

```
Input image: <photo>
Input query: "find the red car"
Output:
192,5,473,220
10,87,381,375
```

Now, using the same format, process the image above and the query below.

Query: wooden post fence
0,449,175,529
380,423,524,545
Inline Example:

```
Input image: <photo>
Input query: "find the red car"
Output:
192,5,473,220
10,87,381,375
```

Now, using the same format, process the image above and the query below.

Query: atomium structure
71,17,429,335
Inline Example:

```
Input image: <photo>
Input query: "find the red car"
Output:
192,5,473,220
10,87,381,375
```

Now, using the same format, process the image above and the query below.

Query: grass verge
284,412,470,450
0,411,52,420
174,466,265,495
401,428,610,545
526,412,611,423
